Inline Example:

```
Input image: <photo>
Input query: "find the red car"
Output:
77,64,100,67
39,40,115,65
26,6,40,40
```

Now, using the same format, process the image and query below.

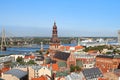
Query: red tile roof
98,77,109,80
88,50,98,53
1,67,10,73
75,45,84,50
43,63,59,71
48,63,59,71
31,75,47,80
24,55,35,59
57,77,65,80
0,67,10,76
66,46,70,50
60,46,70,51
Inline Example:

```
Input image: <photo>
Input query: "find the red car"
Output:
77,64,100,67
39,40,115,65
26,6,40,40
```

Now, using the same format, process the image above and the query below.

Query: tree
16,57,23,63
16,57,26,65
83,45,108,52
106,52,112,54
56,70,69,77
39,51,43,55
27,60,36,65
36,50,43,55
46,50,49,54
19,61,25,65
75,66,81,71
70,65,81,72
70,65,75,72
113,49,120,54
57,61,67,67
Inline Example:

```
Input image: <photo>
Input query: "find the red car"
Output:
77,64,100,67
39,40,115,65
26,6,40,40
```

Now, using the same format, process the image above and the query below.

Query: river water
0,44,77,55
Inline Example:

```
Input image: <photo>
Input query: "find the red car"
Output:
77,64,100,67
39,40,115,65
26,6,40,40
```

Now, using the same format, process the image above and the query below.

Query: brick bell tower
49,22,60,50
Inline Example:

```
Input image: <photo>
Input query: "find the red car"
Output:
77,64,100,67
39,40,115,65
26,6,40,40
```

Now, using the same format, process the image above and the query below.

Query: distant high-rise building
118,30,120,44
49,22,60,50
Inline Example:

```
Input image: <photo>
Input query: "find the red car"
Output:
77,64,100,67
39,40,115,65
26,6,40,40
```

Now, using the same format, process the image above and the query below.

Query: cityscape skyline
0,0,120,37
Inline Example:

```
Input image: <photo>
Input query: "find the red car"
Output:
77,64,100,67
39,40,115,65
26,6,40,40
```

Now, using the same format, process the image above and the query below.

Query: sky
0,0,120,37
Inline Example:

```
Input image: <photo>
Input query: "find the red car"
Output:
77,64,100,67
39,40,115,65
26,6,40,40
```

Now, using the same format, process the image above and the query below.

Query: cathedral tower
49,22,60,50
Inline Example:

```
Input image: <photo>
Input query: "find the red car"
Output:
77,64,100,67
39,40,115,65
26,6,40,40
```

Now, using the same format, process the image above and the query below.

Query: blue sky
0,0,120,37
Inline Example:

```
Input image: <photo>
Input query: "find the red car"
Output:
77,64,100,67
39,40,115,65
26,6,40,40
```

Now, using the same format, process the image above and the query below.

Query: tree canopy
83,45,112,52
27,60,36,65
70,65,81,72
57,61,67,67
16,57,23,63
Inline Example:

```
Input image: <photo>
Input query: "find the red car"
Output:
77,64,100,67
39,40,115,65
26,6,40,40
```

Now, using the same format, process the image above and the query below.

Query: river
0,44,77,55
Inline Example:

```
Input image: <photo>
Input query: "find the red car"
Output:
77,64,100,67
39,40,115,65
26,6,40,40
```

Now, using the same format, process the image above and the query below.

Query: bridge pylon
1,28,7,51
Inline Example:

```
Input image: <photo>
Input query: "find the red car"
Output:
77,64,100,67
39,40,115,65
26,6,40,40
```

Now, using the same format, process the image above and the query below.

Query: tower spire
49,22,60,50
1,28,7,51
51,21,59,42
54,21,56,25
